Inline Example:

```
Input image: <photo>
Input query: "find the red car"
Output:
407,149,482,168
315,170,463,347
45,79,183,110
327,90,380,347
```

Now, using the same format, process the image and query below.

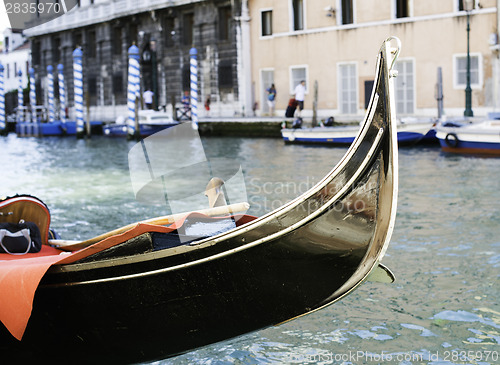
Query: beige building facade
249,0,500,121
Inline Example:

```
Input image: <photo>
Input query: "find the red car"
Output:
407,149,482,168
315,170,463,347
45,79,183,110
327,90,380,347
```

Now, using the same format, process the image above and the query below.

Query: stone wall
29,0,242,121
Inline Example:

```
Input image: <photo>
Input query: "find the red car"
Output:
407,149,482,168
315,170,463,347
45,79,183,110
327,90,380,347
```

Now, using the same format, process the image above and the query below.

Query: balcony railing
24,0,201,36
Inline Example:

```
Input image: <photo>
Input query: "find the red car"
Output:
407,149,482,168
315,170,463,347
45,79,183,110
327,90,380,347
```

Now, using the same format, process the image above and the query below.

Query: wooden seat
0,196,51,245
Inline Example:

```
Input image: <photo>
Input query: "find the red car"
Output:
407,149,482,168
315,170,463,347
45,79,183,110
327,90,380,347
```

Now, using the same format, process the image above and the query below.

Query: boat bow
189,36,400,306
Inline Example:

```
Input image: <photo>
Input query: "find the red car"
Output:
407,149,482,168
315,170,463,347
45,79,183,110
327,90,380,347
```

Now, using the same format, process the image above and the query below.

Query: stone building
0,28,30,92
249,0,500,120
24,0,500,122
0,28,31,115
24,0,252,122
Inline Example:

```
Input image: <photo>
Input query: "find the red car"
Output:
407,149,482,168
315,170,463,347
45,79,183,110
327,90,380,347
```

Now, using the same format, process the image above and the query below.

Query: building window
113,28,122,55
182,64,190,91
42,50,48,69
112,73,123,94
183,13,194,46
291,0,304,31
126,24,138,48
395,0,410,18
394,59,415,115
32,41,41,65
219,60,233,89
458,0,476,11
261,10,273,36
87,30,96,58
341,0,354,25
88,76,97,95
454,54,482,89
72,32,82,50
164,17,175,48
218,6,232,41
52,37,61,63
290,66,307,94
54,75,60,100
338,63,357,115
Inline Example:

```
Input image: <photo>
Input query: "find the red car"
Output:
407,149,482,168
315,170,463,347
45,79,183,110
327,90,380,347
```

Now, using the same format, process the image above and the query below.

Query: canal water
1,134,499,364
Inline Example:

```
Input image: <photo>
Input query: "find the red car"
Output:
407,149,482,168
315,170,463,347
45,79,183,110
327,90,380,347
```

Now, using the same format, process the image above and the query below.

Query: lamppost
464,0,474,117
150,39,158,110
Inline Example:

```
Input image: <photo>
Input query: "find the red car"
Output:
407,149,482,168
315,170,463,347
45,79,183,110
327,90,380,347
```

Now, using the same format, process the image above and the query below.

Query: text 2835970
5,1,63,14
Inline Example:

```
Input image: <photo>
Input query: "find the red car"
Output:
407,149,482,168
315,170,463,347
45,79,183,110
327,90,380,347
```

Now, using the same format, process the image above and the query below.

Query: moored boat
103,109,180,137
436,119,500,155
15,120,103,136
281,117,435,146
0,37,401,364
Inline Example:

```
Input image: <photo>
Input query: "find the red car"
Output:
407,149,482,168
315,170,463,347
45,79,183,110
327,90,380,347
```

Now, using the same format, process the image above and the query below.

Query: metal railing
25,0,202,36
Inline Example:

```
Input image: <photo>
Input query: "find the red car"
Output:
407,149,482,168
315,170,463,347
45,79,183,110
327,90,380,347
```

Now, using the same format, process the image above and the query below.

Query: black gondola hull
0,37,401,364
1,229,368,363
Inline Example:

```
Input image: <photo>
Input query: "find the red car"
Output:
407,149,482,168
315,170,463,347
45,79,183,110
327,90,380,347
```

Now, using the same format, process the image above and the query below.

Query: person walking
204,96,211,117
143,89,154,109
266,84,277,116
294,80,306,116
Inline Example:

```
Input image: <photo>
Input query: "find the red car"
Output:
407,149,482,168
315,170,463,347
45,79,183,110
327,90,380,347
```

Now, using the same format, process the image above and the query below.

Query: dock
197,117,284,138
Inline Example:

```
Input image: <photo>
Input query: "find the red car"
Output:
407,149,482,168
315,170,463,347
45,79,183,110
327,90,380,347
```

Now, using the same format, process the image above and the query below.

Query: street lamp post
150,40,158,110
464,0,474,117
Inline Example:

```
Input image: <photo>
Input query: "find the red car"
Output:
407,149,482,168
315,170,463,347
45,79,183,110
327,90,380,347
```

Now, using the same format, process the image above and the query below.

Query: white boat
436,119,500,155
281,117,435,146
104,110,180,137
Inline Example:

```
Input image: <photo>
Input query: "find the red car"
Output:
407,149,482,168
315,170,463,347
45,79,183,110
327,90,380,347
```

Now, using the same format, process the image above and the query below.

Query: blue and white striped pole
57,64,67,130
127,44,140,139
73,47,85,138
189,47,198,129
0,64,5,133
47,65,55,123
17,70,24,123
29,67,37,124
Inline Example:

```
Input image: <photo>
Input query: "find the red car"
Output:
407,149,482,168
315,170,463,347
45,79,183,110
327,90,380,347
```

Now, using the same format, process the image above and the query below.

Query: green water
1,134,498,364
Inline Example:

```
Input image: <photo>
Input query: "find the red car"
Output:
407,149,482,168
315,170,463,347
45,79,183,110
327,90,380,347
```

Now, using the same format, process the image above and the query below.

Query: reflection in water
1,135,499,364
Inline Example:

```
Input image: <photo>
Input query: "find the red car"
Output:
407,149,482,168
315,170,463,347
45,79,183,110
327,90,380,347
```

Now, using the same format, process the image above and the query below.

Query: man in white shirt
143,90,154,109
294,80,306,116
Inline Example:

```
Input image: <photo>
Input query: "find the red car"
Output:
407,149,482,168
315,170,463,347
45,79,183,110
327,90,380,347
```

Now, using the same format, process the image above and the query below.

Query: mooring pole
29,67,37,124
0,64,5,135
73,47,85,139
190,47,198,129
127,44,141,140
47,65,55,124
57,64,67,132
17,70,24,123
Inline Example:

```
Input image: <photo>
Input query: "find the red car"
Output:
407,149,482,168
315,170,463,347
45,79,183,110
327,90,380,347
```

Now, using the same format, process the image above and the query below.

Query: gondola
0,37,400,364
